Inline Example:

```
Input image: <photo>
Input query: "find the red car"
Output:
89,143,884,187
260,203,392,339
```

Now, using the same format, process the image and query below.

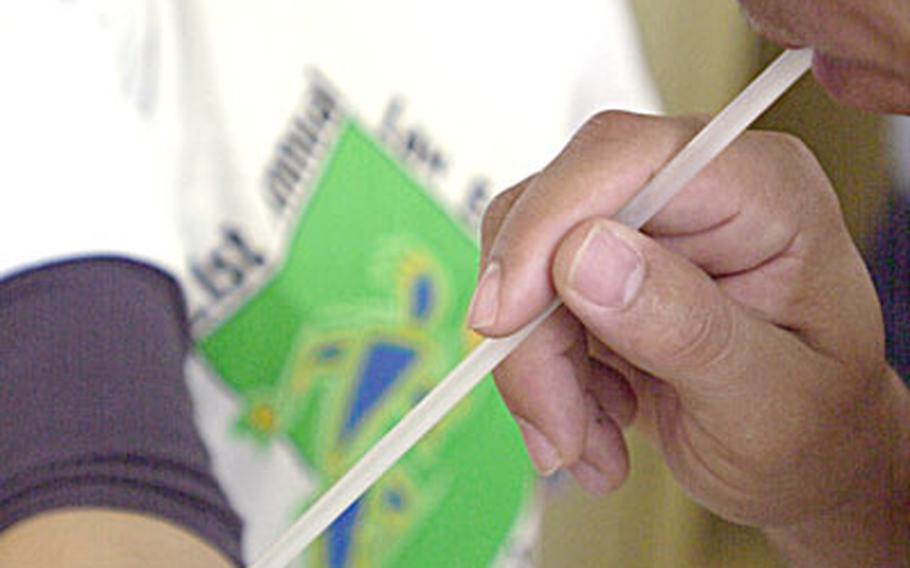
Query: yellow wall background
539,1,887,566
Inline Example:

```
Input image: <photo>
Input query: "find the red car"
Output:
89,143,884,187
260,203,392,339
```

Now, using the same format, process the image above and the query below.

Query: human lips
810,50,910,113
811,51,850,97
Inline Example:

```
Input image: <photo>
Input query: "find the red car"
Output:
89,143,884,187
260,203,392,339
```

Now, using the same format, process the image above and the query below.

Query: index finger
470,111,701,335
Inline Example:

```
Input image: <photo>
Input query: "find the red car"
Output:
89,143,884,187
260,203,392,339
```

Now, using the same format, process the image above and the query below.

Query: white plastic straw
249,48,812,568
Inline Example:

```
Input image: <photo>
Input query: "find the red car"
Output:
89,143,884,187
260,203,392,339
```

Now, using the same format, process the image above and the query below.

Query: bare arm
764,367,910,567
0,510,234,568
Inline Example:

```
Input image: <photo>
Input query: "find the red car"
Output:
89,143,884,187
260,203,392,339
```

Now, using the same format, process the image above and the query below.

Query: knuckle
480,182,526,251
574,110,701,148
749,130,843,215
755,131,820,178
748,130,811,168
483,185,520,227
582,109,640,134
775,134,843,216
480,195,507,238
564,111,703,175
572,111,654,153
662,292,738,373
675,113,711,133
491,363,521,406
758,129,806,154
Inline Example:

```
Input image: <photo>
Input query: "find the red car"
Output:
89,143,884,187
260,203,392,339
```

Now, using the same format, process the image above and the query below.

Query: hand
471,111,909,562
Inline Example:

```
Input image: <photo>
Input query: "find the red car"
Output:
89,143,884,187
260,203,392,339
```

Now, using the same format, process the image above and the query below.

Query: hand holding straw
249,48,813,568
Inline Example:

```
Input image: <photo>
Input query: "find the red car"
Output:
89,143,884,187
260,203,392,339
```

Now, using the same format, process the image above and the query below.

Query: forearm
0,510,234,568
764,367,910,567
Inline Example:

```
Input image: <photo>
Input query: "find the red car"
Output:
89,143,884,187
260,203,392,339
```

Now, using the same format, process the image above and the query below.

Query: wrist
763,367,910,567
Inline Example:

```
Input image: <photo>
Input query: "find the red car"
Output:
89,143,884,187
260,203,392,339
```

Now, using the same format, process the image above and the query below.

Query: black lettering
191,263,225,300
462,177,491,227
264,75,343,213
210,253,245,290
307,83,337,122
191,226,266,302
224,226,265,267
379,97,405,144
279,137,312,173
378,98,449,181
292,117,320,150
266,160,301,211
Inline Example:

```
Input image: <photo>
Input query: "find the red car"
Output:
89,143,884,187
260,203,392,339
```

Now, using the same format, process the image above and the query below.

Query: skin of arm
764,366,909,566
470,111,910,566
0,509,234,568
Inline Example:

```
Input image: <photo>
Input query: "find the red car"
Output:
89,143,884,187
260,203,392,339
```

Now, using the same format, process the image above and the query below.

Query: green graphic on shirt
199,122,534,567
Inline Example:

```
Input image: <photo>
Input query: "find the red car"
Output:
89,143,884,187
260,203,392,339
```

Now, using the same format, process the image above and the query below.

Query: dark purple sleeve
868,191,910,387
0,257,243,565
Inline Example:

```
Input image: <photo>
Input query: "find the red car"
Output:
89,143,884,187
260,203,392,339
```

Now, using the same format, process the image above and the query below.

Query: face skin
738,0,910,113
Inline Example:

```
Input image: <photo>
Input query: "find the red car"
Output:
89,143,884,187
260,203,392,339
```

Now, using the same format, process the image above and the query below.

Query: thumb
552,218,796,397
552,219,895,526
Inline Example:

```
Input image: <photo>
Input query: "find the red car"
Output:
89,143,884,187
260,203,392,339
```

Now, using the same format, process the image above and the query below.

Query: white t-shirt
0,1,660,565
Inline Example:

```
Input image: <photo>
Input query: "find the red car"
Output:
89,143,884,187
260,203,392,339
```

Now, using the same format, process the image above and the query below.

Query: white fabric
0,1,661,563
0,1,184,278
0,1,659,283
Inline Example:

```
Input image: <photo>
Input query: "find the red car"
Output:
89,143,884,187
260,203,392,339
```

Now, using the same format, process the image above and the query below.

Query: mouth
810,51,910,113
811,52,849,97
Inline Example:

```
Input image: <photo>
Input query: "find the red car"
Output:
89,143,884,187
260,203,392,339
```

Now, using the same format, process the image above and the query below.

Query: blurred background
539,1,893,567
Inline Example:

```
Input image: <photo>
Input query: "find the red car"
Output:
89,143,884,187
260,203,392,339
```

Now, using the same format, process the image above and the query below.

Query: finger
570,395,630,495
550,218,858,517
476,110,874,369
583,353,637,429
642,131,818,274
479,176,534,269
494,310,633,489
469,112,701,335
640,130,879,367
714,234,882,373
650,131,878,368
587,337,667,448
550,218,897,523
493,306,589,474
471,114,846,340
471,177,533,330
551,218,820,400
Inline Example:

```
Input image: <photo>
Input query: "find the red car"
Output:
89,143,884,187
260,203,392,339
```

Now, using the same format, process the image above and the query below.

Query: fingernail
515,416,562,476
569,460,614,496
569,225,643,308
468,261,501,330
